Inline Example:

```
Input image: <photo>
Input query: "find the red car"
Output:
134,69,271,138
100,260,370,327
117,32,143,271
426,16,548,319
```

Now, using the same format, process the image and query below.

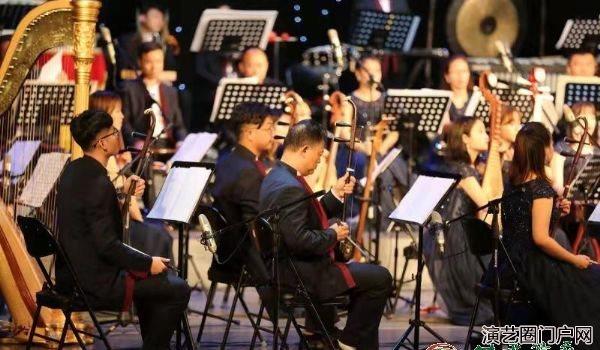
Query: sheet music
169,132,218,164
147,166,212,223
389,175,456,226
18,153,69,208
590,203,600,224
5,140,41,176
359,147,402,187
464,89,482,117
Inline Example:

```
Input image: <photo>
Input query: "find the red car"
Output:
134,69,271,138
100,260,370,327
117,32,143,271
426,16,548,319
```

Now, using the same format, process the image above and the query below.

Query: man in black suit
237,47,282,85
120,42,187,148
56,109,190,349
210,102,279,283
259,120,392,350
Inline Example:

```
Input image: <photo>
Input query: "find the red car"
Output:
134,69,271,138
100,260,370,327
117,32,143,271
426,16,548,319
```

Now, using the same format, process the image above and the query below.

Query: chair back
461,217,494,256
17,215,58,259
252,217,275,259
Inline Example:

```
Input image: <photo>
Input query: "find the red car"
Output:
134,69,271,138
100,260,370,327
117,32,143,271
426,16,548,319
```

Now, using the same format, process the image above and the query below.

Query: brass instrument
0,0,100,343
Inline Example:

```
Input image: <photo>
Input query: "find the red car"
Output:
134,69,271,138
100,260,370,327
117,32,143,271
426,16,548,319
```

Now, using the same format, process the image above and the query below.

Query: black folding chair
194,205,266,348
17,216,112,350
250,217,348,350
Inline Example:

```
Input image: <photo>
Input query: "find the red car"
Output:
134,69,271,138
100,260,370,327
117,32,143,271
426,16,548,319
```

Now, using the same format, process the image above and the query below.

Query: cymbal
446,0,521,57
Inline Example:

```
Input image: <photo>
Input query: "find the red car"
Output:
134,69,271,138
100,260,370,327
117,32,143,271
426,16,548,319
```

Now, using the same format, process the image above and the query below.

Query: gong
446,0,526,57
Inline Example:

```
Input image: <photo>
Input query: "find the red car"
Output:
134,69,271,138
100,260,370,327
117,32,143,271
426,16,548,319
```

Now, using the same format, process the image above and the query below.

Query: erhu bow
122,108,155,244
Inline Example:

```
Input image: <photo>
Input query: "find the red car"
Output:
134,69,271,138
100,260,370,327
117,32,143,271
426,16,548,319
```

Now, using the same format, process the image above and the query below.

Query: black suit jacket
119,79,187,146
259,161,354,300
56,156,152,307
211,145,269,283
116,31,178,72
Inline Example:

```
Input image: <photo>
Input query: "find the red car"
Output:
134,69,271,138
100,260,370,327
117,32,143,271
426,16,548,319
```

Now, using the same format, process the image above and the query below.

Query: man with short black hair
260,120,392,350
57,109,190,349
566,50,598,77
120,42,187,149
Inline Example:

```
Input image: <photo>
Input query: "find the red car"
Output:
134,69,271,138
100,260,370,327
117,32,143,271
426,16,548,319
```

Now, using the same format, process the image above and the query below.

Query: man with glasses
56,109,190,349
209,102,280,287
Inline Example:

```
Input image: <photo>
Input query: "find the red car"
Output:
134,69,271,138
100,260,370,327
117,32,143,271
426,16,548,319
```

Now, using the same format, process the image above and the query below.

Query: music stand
555,18,600,51
190,9,277,54
554,75,600,119
210,77,287,123
349,10,420,52
384,89,451,183
388,172,460,350
168,132,218,165
147,161,214,350
567,154,600,205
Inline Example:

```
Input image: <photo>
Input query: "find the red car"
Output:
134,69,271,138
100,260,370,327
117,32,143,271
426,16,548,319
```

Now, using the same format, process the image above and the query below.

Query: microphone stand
445,188,524,329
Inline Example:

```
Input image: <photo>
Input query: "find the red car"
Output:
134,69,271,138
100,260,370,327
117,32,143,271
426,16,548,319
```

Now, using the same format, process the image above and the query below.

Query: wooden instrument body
0,0,100,343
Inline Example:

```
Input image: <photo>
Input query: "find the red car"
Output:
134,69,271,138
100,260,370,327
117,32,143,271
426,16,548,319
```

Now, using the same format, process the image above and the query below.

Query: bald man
566,51,598,77
237,47,281,85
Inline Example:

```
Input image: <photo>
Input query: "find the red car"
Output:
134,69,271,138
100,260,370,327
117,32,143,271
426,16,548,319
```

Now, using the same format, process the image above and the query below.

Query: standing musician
56,110,190,349
259,120,392,350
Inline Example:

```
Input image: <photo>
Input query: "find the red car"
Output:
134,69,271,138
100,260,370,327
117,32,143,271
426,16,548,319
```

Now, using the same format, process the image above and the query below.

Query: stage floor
0,287,470,349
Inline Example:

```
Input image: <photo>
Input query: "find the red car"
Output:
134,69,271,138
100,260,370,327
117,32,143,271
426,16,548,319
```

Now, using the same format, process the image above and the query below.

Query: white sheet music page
169,132,217,164
389,175,456,225
590,203,600,224
6,140,41,176
359,147,402,187
19,152,70,208
147,166,211,223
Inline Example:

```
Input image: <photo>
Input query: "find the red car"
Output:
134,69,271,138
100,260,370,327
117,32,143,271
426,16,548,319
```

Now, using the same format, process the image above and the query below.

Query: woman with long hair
425,117,503,325
90,90,173,259
498,122,600,347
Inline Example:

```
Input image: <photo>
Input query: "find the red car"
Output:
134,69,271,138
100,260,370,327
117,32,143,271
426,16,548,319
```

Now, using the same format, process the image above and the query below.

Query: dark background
99,0,600,125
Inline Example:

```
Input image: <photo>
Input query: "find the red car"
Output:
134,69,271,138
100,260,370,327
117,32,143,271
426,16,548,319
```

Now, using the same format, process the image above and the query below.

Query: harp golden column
70,0,102,159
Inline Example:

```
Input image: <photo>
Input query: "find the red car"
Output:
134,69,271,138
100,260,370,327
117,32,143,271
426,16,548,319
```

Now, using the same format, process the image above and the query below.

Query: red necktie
254,160,267,177
296,175,329,229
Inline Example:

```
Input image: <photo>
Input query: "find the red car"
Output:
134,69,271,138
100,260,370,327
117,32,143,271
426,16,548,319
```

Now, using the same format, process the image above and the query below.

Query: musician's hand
572,254,592,269
134,140,144,151
558,197,571,217
330,222,349,241
332,172,356,199
123,175,146,198
150,257,169,275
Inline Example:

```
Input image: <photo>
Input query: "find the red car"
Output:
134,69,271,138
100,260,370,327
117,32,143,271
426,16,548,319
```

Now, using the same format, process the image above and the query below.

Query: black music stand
388,172,460,350
17,82,75,125
383,89,451,182
555,75,600,119
555,18,600,51
210,77,287,123
147,161,215,350
190,9,277,54
567,154,600,205
349,10,420,53
467,87,536,126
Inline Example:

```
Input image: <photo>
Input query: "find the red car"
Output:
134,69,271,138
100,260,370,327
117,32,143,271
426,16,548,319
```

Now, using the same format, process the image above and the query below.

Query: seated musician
210,102,280,285
442,55,474,122
259,120,392,350
90,90,173,259
120,42,187,149
56,109,190,349
566,49,598,77
237,47,282,85
117,3,179,72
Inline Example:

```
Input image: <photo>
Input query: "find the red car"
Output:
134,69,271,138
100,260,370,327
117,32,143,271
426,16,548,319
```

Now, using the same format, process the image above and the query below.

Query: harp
0,0,100,343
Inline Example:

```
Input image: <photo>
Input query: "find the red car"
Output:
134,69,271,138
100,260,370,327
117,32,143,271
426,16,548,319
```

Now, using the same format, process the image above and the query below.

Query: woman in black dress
426,117,503,325
442,55,474,122
500,122,600,348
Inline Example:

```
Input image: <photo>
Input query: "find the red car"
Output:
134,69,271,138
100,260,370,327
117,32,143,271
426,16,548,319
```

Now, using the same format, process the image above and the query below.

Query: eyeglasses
94,127,120,146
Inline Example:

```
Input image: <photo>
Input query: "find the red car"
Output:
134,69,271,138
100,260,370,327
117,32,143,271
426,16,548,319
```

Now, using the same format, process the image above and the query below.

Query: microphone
131,131,147,139
327,29,344,74
495,40,514,73
99,24,116,66
430,211,445,256
487,72,531,90
198,213,218,258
